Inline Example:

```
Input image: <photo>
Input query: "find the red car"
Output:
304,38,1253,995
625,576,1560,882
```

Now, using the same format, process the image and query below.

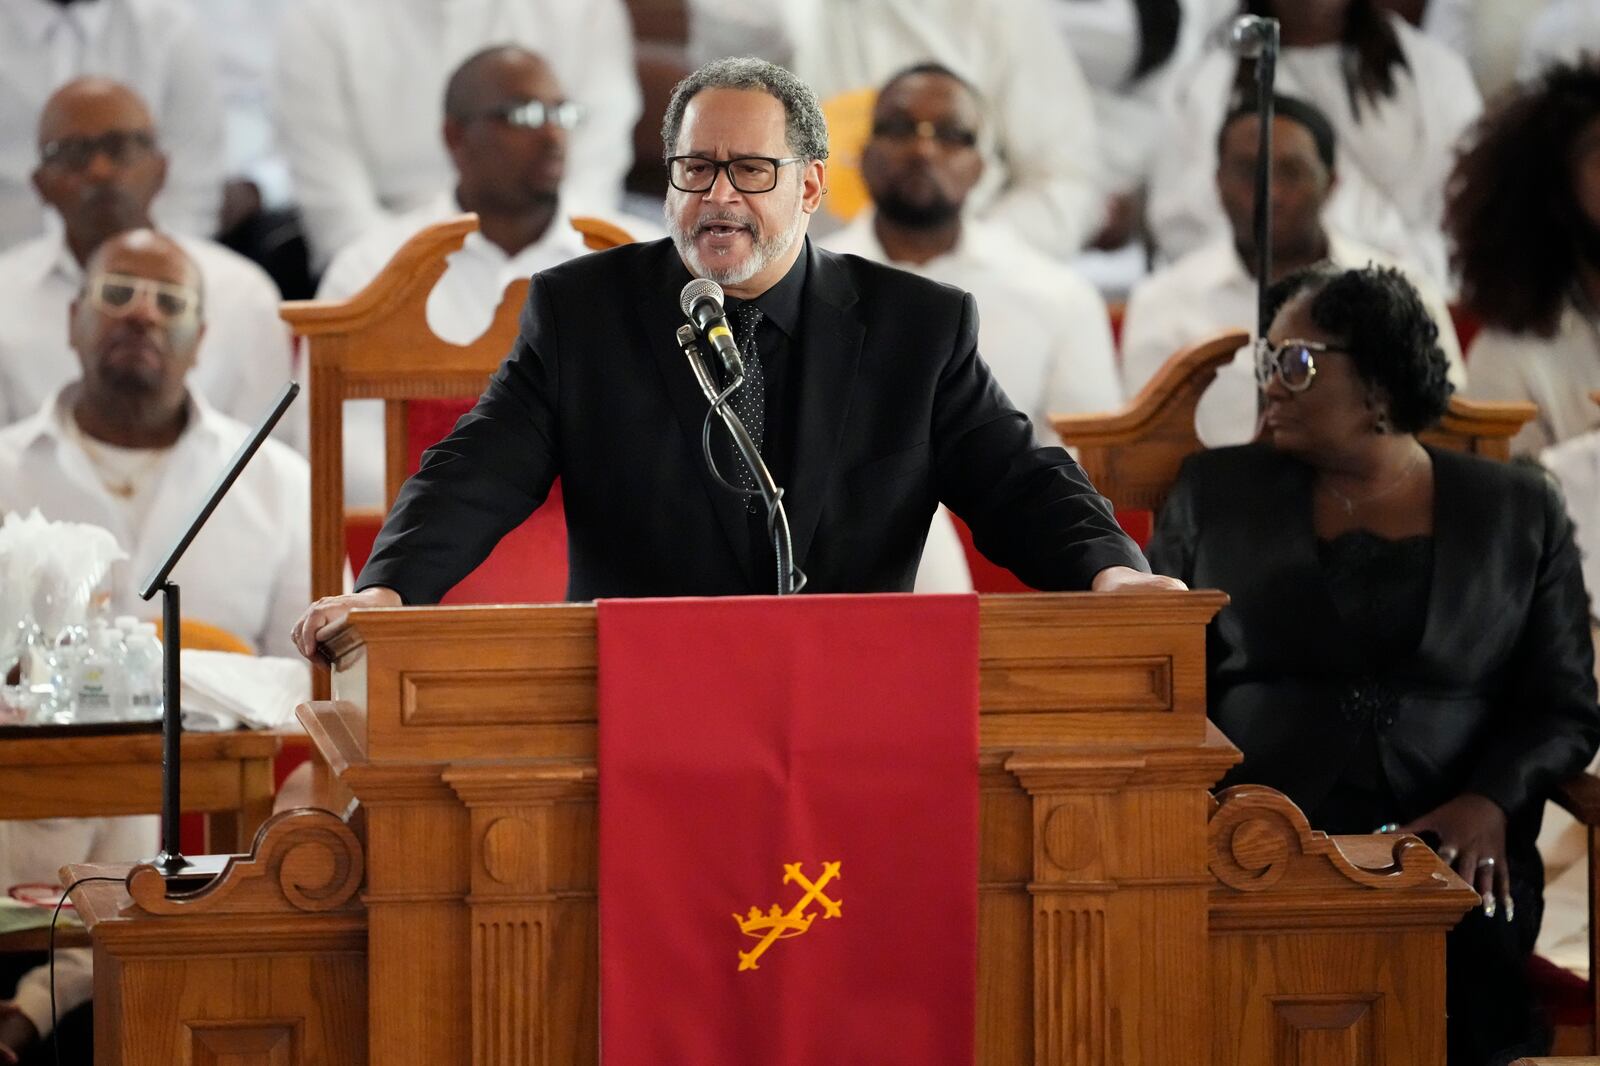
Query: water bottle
122,623,164,722
70,620,117,723
44,620,88,720
106,623,131,718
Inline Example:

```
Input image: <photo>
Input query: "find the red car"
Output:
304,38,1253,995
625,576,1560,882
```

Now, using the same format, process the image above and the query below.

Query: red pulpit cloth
597,594,979,1066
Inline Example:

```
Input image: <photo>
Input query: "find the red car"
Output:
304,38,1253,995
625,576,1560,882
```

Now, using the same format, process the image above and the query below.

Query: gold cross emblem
733,861,843,971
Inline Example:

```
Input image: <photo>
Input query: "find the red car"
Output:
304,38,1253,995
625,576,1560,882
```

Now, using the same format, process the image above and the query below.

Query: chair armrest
1551,771,1600,826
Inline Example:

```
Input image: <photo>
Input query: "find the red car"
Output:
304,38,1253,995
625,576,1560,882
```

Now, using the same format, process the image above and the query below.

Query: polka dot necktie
728,303,766,509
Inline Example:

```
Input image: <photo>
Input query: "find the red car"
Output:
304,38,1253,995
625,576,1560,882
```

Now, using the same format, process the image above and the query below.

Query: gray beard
668,206,806,287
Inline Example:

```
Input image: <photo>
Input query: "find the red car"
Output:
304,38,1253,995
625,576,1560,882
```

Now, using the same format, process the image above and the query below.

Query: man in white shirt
0,817,157,1063
0,0,223,250
0,229,310,659
274,0,642,269
1145,3,1482,288
1122,94,1463,446
0,79,296,448
318,46,614,508
824,65,1122,591
686,0,1104,257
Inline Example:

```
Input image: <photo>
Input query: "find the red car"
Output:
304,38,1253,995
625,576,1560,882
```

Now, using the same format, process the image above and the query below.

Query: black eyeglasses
869,117,978,149
40,130,157,172
666,155,805,194
475,99,585,131
1255,338,1334,393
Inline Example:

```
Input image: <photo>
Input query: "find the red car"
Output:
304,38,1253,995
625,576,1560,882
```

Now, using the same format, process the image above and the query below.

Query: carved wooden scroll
1208,785,1442,893
127,807,364,916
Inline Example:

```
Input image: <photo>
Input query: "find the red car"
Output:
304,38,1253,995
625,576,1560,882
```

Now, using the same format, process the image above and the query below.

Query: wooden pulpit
69,593,1475,1065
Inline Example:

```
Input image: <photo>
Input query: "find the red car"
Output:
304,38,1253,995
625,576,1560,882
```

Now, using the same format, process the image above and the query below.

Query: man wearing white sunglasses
0,229,310,661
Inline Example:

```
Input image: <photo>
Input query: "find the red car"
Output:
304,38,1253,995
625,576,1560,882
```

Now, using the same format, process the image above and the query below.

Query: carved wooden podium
69,594,1475,1065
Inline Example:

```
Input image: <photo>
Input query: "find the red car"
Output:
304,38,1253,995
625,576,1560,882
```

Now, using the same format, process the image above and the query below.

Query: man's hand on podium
291,587,403,663
1090,566,1188,593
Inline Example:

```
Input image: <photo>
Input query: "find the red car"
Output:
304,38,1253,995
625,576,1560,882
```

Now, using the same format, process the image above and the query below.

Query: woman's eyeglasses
85,272,200,323
1255,338,1333,393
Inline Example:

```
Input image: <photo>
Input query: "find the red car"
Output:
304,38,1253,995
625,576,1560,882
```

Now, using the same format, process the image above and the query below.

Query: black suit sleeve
933,292,1147,589
355,276,563,605
1466,476,1600,815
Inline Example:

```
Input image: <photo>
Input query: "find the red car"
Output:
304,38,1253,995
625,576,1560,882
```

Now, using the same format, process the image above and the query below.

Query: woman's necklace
1320,448,1425,517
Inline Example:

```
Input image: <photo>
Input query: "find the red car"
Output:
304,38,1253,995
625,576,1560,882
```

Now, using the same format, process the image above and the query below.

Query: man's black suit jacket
357,237,1145,601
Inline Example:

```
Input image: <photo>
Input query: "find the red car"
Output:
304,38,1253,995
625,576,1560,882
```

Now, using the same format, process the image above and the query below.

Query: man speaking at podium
291,57,1178,658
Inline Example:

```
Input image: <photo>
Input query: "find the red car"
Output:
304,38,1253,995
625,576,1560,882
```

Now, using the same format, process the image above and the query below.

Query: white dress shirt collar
10,0,110,48
1177,229,1380,295
833,207,988,273
11,384,215,475
438,189,588,270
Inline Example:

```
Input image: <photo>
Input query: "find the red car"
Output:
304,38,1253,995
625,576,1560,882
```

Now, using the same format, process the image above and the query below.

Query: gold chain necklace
68,420,170,499
1320,448,1425,517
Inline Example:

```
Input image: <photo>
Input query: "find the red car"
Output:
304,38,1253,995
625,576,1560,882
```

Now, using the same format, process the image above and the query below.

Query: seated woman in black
1147,265,1600,1066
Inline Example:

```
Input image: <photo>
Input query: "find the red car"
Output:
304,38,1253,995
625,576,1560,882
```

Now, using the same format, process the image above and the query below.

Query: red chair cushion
1450,304,1483,358
402,400,569,603
949,508,1154,593
1528,952,1592,1027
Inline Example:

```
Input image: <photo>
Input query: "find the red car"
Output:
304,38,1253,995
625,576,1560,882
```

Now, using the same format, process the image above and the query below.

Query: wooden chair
281,214,635,703
1054,330,1600,1050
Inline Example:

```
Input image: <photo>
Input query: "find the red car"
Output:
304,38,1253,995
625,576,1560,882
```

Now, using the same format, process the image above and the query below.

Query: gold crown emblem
733,861,842,971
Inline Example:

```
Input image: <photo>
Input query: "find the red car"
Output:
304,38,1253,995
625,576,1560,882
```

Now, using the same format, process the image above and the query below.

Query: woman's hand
1394,793,1512,920
0,1001,38,1064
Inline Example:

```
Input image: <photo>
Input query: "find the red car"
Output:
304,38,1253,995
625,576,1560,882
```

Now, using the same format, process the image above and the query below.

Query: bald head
33,77,166,265
37,77,155,150
83,228,201,297
444,46,559,121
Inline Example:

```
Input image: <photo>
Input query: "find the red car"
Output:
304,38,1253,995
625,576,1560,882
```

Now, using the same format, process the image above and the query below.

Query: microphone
1221,14,1278,58
679,278,745,381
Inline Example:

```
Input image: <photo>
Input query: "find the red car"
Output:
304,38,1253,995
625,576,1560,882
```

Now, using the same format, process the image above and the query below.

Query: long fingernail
1484,898,1497,918
1506,900,1515,923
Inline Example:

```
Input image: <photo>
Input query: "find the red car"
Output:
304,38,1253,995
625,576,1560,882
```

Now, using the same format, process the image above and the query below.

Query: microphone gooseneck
674,306,805,596
679,278,746,381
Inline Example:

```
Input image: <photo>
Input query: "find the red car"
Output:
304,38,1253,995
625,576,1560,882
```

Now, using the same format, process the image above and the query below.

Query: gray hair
660,57,830,162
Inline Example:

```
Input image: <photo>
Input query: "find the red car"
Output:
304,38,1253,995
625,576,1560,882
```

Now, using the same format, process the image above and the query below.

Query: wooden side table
0,729,281,852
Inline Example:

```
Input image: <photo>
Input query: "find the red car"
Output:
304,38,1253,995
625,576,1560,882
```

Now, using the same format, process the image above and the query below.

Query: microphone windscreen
680,278,725,319
1223,14,1274,58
